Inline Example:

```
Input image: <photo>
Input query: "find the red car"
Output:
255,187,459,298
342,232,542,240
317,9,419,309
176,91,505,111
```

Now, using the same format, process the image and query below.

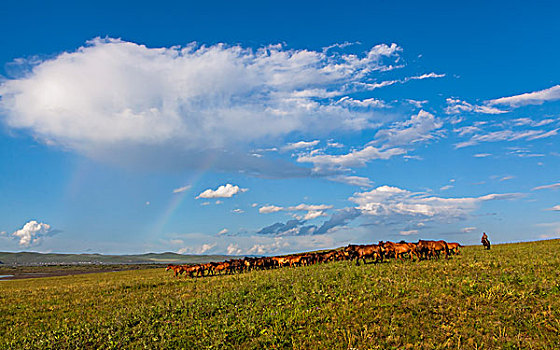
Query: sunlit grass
1,240,559,349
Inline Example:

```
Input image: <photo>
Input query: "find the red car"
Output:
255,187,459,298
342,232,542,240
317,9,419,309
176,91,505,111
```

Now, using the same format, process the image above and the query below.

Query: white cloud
226,243,243,255
474,153,492,158
461,226,477,233
259,203,333,221
399,229,418,236
440,185,453,191
511,117,557,127
297,145,406,172
532,182,560,191
12,220,53,247
172,185,191,193
499,175,514,182
232,208,245,214
373,110,443,147
546,205,560,211
445,98,507,115
455,129,558,148
405,99,428,108
296,111,441,173
357,72,445,91
247,238,290,255
488,85,560,107
282,140,320,152
288,204,333,211
302,210,327,220
326,140,344,148
336,96,387,108
259,205,284,214
218,228,229,235
178,242,217,255
350,185,521,221
406,72,445,80
0,38,405,174
196,184,248,199
327,175,374,187
454,126,482,137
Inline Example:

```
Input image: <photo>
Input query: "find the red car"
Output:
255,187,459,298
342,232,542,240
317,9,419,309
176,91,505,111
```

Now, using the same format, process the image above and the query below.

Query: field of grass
1,240,560,349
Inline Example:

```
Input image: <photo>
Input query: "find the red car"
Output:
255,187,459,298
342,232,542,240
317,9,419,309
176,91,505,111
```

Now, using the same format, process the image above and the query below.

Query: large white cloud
0,38,405,173
12,220,53,247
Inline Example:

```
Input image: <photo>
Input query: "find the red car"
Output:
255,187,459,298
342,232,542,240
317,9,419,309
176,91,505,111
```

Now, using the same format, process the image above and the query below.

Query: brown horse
447,242,462,254
345,244,384,265
416,240,449,259
382,241,419,261
165,264,185,278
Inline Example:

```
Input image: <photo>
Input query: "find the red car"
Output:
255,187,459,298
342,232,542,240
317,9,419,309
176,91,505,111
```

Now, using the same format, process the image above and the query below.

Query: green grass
1,240,560,349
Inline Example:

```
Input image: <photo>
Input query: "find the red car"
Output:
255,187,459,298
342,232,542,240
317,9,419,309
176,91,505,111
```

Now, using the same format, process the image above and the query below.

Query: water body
0,275,14,279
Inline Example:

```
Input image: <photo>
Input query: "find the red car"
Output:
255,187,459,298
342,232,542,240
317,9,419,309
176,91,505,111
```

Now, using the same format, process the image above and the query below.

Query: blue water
0,275,14,279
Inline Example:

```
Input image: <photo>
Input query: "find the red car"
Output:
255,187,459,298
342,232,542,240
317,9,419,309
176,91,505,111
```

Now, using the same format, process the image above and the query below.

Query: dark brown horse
416,240,449,259
345,244,384,265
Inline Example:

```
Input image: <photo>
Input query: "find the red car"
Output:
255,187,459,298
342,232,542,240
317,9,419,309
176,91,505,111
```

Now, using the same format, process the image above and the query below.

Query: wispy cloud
487,85,560,107
445,98,507,115
172,185,191,194
297,110,441,172
327,175,374,187
455,129,558,148
218,228,229,235
297,145,406,172
373,110,443,148
259,203,333,220
532,182,560,191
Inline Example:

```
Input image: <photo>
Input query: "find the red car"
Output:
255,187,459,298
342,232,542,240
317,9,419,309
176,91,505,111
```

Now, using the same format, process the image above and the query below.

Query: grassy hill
1,240,559,349
0,251,235,265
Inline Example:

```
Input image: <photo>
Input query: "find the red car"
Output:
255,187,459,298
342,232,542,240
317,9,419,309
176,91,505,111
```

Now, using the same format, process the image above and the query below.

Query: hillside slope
1,240,559,349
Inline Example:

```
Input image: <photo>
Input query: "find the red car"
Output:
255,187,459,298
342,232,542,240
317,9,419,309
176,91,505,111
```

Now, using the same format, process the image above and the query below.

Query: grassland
1,240,559,349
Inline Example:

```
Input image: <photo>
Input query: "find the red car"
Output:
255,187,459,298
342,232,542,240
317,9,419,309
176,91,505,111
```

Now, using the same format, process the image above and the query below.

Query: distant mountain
0,251,239,266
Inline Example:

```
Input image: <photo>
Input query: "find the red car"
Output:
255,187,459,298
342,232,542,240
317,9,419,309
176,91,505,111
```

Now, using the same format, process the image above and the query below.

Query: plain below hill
0,251,237,266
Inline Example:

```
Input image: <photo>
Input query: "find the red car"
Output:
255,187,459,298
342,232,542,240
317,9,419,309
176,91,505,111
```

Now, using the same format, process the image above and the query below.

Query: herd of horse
166,239,463,278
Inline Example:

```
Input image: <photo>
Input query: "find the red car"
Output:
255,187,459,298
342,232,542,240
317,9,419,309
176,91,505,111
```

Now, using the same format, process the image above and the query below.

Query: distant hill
0,251,238,266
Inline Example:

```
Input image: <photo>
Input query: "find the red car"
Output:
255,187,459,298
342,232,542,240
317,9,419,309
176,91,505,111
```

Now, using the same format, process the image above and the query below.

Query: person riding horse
481,232,491,250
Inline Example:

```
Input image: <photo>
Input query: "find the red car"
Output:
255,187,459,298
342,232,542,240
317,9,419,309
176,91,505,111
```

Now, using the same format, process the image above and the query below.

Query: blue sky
0,0,559,254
